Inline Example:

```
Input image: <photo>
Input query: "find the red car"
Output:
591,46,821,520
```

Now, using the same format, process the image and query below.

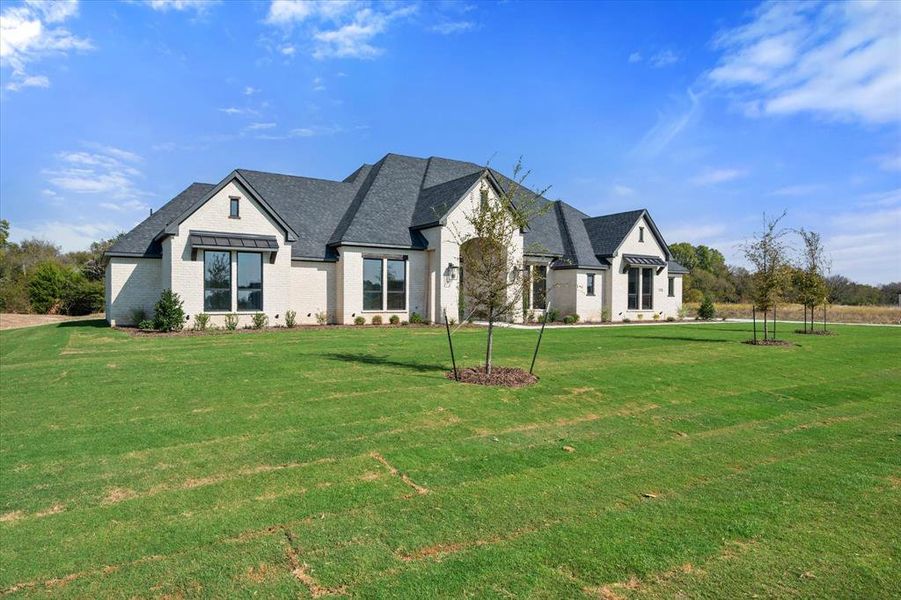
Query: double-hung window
668,276,675,297
532,265,547,310
627,267,639,310
641,268,653,309
229,197,240,218
363,257,406,311
204,251,232,311
237,252,263,311
586,273,595,296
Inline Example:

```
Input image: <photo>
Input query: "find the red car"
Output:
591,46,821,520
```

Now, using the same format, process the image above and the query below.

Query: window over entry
363,257,406,311
203,250,264,312
628,267,654,310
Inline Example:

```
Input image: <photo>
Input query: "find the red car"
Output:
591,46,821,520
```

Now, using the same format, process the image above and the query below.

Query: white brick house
105,153,686,327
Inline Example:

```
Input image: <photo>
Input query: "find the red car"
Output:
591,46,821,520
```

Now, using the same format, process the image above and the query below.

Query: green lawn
1,322,899,598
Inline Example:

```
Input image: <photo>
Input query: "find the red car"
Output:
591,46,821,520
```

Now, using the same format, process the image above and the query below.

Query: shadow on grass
618,334,733,343
324,352,445,373
57,319,108,329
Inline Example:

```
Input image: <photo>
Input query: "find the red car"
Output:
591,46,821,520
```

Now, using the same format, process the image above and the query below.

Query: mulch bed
446,366,538,388
793,329,836,336
743,339,795,346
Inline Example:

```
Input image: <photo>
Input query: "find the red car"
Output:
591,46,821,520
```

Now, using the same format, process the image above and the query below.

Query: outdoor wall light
275,314,279,320
445,262,459,281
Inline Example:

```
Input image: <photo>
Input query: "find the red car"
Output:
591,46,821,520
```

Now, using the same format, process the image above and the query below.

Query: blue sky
1,0,899,283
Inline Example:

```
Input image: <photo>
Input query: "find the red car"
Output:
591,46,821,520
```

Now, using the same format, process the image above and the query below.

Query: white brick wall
289,260,336,324
335,246,429,324
169,179,294,329
105,257,162,326
608,215,682,321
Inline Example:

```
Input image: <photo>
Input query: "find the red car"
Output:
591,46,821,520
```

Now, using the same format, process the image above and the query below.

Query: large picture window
204,251,232,311
532,265,547,310
627,267,639,310
641,268,653,309
363,258,383,310
386,259,406,310
237,252,263,311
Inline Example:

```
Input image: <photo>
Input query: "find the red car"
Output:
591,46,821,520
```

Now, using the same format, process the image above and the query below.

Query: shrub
622,317,631,323
677,305,688,320
0,277,30,313
389,314,400,325
697,296,716,320
666,316,675,322
371,315,383,325
193,313,211,331
224,313,238,331
601,308,611,323
409,312,424,324
153,289,185,332
315,311,328,325
61,278,104,315
28,262,69,314
570,313,580,323
285,310,297,328
653,313,661,321
545,308,559,323
636,313,644,320
354,316,365,325
563,315,575,325
138,319,155,331
251,312,268,329
131,308,147,325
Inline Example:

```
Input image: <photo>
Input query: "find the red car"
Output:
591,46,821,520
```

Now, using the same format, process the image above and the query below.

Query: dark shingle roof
237,169,360,260
107,182,215,257
667,260,689,274
582,209,646,257
109,153,667,270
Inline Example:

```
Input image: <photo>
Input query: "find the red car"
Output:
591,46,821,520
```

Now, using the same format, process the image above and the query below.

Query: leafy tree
697,296,716,320
449,160,549,374
743,212,791,341
153,289,185,332
794,229,829,332
27,262,70,314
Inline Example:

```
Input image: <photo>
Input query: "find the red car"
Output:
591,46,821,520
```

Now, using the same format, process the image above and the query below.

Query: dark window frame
237,251,263,312
641,268,653,310
586,273,595,296
229,197,240,219
386,258,406,311
532,265,547,310
362,257,383,311
204,250,233,312
639,226,645,242
362,256,407,312
627,267,639,310
668,276,675,297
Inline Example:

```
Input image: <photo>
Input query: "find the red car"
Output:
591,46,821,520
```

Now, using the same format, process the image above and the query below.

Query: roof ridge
328,155,387,245
236,168,350,186
584,208,646,221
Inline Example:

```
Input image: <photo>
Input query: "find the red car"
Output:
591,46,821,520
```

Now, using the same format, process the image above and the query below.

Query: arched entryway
458,238,508,322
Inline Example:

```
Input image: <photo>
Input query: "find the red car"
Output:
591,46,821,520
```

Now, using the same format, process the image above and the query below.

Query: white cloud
219,106,259,116
0,0,92,91
43,144,150,207
628,51,642,63
856,187,901,208
689,168,747,186
243,85,259,95
11,221,122,252
665,222,729,243
649,49,680,68
245,122,276,131
770,183,825,196
876,153,901,172
612,184,635,197
264,1,417,60
430,21,474,35
312,76,325,91
145,0,219,13
708,1,901,124
632,88,702,157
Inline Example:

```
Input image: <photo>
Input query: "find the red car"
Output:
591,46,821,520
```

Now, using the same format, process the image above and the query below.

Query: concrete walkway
472,318,900,330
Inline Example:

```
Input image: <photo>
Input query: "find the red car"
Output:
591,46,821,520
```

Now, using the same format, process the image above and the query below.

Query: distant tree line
669,239,899,307
0,219,124,315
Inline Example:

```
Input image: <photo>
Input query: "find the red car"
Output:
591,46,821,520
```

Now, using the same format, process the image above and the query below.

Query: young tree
450,160,549,374
795,228,829,333
743,212,790,342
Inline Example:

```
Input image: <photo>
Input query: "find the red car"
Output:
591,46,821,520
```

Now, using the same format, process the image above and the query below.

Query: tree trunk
485,317,494,375
773,304,777,340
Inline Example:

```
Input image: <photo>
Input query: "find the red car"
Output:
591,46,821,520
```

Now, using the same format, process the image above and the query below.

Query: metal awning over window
622,254,666,267
189,230,279,251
